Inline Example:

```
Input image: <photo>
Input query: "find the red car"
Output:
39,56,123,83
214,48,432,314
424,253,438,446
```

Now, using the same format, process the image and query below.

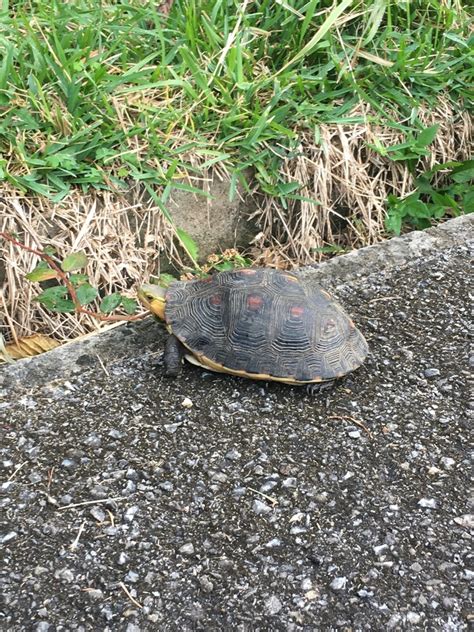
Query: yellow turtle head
137,283,168,321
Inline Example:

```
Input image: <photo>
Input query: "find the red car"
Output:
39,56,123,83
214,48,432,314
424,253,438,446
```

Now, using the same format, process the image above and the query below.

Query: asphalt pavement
1,216,473,631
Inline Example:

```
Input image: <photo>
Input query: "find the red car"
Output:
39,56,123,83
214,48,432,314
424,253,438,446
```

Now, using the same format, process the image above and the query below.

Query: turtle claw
306,380,335,396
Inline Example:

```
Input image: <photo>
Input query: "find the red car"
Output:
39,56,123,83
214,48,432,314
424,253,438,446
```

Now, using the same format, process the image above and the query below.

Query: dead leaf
0,334,60,362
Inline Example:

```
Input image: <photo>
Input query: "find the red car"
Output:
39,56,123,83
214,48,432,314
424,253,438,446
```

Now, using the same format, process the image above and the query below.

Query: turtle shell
165,268,368,383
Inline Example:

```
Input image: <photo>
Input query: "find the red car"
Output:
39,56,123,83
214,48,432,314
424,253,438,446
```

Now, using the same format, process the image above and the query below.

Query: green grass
0,0,472,207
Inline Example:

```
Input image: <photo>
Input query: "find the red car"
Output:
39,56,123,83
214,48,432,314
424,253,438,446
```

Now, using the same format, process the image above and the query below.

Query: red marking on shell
247,295,264,310
284,274,298,282
239,268,257,275
290,305,304,318
210,294,222,306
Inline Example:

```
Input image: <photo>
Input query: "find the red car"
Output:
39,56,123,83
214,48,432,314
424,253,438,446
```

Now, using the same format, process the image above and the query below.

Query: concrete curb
2,215,473,392
300,214,473,285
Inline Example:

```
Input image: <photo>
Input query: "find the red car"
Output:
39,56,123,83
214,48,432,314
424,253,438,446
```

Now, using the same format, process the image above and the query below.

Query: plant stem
1,232,145,323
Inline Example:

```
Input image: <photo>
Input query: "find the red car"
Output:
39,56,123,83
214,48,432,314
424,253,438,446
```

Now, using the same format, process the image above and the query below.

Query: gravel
1,218,473,630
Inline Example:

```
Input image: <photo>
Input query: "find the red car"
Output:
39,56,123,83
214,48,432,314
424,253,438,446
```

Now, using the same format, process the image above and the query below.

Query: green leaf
415,124,439,148
34,286,75,313
451,162,474,183
461,190,474,213
49,298,76,313
158,273,176,287
121,297,138,315
215,261,235,271
61,252,89,272
75,283,98,306
26,261,58,282
100,293,122,313
431,192,458,209
431,205,448,219
405,200,431,218
69,273,90,285
385,212,402,235
311,245,345,254
176,228,199,265
36,286,68,300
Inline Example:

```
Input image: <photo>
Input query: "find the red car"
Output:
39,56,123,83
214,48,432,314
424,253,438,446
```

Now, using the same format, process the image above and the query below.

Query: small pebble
289,526,307,535
424,368,440,379
1,532,17,544
225,448,241,461
348,430,361,439
330,577,347,591
418,498,438,509
90,507,106,522
181,397,193,408
453,514,474,529
300,578,312,591
164,423,180,434
55,568,74,583
159,481,174,492
84,433,102,448
440,456,455,470
260,480,278,493
179,543,194,555
125,570,139,583
211,472,228,483
253,499,272,515
108,429,124,439
442,597,455,610
265,538,281,548
406,612,421,624
199,575,214,593
264,595,282,615
124,506,139,522
61,458,77,471
289,512,305,523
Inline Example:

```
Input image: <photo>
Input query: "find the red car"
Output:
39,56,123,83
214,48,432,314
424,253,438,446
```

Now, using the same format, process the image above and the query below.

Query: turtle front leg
164,334,185,377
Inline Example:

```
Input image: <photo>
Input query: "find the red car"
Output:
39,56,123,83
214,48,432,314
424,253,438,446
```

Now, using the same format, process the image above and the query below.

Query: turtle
138,267,368,390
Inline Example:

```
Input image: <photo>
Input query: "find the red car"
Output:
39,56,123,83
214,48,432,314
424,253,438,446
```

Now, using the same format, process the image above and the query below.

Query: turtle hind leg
164,335,185,377
306,380,336,396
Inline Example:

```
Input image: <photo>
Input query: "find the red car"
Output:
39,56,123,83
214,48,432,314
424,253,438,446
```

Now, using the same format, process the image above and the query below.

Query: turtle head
138,283,167,321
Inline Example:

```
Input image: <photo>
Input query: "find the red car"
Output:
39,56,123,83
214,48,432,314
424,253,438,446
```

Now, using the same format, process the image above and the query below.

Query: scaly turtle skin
138,268,368,385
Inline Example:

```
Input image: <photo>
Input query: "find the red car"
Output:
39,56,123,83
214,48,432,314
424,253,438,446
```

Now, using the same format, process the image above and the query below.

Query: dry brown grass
1,102,472,344
1,184,184,343
253,100,472,264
